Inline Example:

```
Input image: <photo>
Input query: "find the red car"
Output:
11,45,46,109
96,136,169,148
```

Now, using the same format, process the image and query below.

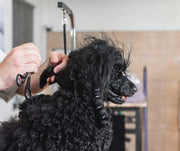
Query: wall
26,0,180,60
0,0,15,122
3,0,180,56
126,31,180,151
39,0,180,31
0,0,12,53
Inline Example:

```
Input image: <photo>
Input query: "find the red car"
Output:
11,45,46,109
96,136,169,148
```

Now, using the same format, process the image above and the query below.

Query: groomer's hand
0,43,41,90
47,52,68,83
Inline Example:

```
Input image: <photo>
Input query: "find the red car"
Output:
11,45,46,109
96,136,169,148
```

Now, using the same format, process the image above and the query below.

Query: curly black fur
0,37,137,151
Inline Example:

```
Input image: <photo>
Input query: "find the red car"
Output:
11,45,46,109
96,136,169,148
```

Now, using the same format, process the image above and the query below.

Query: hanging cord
62,9,67,54
16,72,32,100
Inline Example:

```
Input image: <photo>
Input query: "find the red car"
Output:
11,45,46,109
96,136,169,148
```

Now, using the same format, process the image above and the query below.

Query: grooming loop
58,2,76,51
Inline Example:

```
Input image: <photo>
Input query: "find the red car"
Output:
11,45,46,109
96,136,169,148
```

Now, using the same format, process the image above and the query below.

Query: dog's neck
54,80,110,129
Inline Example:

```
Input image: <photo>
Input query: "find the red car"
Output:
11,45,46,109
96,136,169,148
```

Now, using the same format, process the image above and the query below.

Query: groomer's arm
16,52,68,95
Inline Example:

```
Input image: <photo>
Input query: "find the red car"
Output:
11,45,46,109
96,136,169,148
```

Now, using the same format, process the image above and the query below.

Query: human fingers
21,63,39,74
23,52,42,67
49,52,63,66
46,76,55,84
47,77,51,83
50,75,55,83
14,43,39,54
12,44,42,66
53,54,68,73
22,47,41,64
21,42,38,51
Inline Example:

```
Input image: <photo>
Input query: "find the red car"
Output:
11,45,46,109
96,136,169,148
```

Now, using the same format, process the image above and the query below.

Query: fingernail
47,78,50,82
54,68,57,74
54,67,59,74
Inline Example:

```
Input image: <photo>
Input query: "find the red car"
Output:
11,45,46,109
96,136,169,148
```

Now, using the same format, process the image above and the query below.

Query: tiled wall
47,31,180,151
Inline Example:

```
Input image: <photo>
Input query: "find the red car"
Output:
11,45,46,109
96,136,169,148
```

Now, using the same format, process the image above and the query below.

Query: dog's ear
39,66,55,89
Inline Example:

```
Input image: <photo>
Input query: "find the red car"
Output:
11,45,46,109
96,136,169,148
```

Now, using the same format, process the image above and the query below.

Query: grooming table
106,102,147,151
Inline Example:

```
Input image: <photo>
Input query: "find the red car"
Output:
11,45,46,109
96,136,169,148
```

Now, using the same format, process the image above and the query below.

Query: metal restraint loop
62,9,67,54
16,72,32,100
58,2,76,51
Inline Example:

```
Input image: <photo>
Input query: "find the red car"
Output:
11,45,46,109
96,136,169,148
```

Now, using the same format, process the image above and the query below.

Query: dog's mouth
108,89,128,104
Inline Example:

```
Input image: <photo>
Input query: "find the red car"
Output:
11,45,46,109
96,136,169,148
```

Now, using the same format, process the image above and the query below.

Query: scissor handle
16,73,28,87
24,74,32,100
16,72,32,100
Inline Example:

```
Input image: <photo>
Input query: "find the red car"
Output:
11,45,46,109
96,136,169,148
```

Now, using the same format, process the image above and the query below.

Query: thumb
49,52,62,66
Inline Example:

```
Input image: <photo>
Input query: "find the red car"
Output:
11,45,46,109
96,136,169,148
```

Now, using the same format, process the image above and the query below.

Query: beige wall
47,31,180,151
123,31,180,151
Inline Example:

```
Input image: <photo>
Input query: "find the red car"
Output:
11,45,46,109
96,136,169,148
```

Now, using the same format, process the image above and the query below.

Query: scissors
16,72,32,100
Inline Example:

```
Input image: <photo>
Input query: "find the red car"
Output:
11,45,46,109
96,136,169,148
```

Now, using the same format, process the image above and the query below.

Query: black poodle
0,37,137,151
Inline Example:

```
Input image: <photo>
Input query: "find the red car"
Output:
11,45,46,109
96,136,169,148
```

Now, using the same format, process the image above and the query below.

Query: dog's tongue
123,96,127,101
120,96,128,101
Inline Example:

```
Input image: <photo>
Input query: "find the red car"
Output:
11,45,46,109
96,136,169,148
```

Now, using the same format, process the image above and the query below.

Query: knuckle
34,63,38,69
34,65,38,72
35,60,40,67
32,47,39,54
11,48,18,56
39,57,42,63
31,64,37,72
64,55,69,60
37,55,42,65
11,48,22,58
32,54,41,65
28,42,34,46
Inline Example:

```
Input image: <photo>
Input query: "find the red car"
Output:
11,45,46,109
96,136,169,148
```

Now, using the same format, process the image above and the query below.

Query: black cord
63,23,67,54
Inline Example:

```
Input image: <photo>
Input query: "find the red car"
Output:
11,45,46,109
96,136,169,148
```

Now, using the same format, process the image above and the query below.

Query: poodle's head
108,51,137,104
40,37,137,104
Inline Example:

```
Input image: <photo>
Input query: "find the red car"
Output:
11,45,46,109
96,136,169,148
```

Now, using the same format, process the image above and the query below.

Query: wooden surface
105,102,147,108
47,31,180,151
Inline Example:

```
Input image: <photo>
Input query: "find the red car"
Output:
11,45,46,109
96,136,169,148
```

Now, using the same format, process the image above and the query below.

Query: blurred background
0,0,180,151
